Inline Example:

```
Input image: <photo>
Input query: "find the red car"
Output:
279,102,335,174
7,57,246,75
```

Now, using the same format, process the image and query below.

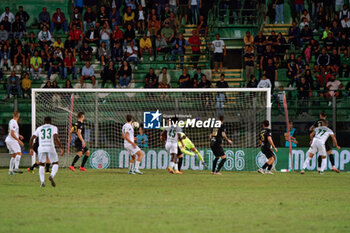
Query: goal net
32,88,271,171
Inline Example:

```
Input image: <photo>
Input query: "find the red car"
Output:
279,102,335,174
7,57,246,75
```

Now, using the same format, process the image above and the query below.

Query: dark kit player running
68,112,90,171
210,116,233,175
258,120,278,175
309,111,340,173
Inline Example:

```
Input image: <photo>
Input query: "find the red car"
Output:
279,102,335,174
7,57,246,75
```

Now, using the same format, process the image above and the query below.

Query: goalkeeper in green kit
177,132,207,169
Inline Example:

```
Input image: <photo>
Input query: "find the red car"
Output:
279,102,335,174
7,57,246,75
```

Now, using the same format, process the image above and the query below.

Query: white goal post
31,88,271,171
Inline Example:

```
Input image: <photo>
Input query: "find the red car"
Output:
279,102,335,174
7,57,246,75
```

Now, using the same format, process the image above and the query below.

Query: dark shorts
213,53,223,62
33,140,39,155
75,139,89,153
16,54,24,61
261,146,274,159
178,4,188,16
177,146,182,156
325,142,332,152
210,142,225,157
83,75,95,80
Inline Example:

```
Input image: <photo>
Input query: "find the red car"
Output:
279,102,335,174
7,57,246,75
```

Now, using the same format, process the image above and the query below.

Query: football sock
268,165,272,171
262,162,269,169
39,166,45,184
302,156,311,170
178,157,183,171
329,154,335,167
71,155,80,166
129,162,134,172
317,156,322,169
169,162,174,168
321,158,327,172
174,163,178,171
30,163,39,170
51,164,58,178
15,155,21,169
194,150,204,162
81,155,88,168
9,157,15,172
212,158,219,172
135,161,140,170
216,158,227,172
45,163,50,172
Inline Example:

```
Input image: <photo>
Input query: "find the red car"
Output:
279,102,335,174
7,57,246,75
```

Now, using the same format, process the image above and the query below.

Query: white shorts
309,140,327,156
125,144,141,156
38,151,58,163
5,141,21,154
165,142,178,154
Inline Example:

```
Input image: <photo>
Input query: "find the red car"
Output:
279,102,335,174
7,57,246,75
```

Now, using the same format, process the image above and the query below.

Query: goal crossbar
31,88,271,168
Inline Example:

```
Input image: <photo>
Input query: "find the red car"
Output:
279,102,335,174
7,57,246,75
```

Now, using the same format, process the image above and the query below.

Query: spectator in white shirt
325,76,343,98
126,41,138,70
210,33,226,73
158,67,171,88
341,16,350,28
339,5,350,19
0,7,15,23
38,26,52,48
257,75,272,88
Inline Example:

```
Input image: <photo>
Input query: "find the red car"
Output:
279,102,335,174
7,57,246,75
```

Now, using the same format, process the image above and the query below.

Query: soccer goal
31,88,271,171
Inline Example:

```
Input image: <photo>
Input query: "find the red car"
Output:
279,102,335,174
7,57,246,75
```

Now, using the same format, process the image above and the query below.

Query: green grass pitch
1,169,350,233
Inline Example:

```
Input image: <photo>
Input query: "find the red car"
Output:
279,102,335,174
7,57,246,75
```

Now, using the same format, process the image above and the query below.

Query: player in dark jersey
308,111,340,173
27,137,51,173
177,146,184,174
258,120,278,175
210,116,233,175
68,112,91,172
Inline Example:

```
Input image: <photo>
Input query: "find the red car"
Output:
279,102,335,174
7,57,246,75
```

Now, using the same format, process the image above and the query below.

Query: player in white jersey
301,119,340,174
29,117,64,187
160,117,183,174
122,115,144,175
5,111,24,175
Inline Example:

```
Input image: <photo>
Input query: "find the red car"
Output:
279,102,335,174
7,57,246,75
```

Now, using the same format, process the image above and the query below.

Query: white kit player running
6,111,24,175
122,115,144,175
161,117,183,174
301,119,340,174
29,117,64,187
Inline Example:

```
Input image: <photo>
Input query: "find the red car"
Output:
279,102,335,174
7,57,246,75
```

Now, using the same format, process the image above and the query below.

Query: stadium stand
0,0,349,146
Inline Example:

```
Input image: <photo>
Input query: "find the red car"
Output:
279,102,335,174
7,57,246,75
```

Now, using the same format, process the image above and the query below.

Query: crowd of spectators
0,1,212,98
243,0,350,104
